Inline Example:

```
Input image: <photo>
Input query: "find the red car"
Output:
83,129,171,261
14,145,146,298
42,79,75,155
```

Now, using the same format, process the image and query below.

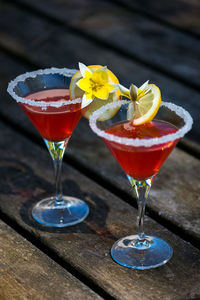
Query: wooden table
0,0,200,299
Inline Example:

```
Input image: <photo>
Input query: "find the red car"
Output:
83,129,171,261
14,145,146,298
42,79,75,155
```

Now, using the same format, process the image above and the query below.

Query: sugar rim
89,100,193,147
7,67,82,107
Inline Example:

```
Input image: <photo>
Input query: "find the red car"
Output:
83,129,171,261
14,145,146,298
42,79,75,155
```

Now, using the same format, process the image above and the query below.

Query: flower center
89,78,104,92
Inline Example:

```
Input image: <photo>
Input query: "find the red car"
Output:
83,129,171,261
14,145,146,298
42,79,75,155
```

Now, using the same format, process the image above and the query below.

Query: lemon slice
69,65,121,121
127,84,161,125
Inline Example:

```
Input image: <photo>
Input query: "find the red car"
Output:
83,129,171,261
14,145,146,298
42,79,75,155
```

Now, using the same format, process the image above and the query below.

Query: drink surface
104,120,178,180
21,89,82,141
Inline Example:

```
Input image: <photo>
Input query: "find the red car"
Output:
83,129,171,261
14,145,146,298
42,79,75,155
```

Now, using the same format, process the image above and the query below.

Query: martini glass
89,100,192,269
7,68,89,227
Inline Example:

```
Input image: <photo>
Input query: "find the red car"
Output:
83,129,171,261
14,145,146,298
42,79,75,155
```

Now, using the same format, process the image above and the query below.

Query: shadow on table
0,158,115,239
21,180,116,240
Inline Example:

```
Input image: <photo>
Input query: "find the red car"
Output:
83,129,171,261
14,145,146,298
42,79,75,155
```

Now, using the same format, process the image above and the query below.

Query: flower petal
137,87,151,99
76,77,91,92
105,83,115,93
81,93,93,109
129,84,138,101
92,69,108,85
85,92,93,100
94,87,109,100
118,84,131,99
111,83,120,93
84,70,92,79
137,89,146,99
139,80,149,91
78,62,92,77
96,66,108,76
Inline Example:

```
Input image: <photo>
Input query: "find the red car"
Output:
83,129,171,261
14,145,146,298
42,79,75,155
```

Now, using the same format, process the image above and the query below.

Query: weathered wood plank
5,0,200,90
0,1,199,143
0,220,103,300
117,0,200,36
0,121,200,300
0,6,199,243
70,120,200,245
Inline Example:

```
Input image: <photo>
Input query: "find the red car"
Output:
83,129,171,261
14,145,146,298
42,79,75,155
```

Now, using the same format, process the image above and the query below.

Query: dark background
0,0,199,144
0,2,200,298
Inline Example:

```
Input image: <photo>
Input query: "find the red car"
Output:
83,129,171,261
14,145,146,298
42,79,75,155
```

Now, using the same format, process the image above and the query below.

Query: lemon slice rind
127,84,161,125
69,65,121,121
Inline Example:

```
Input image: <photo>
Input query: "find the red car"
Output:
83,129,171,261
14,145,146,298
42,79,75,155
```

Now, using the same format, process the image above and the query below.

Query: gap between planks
3,0,200,93
0,112,199,250
0,210,116,300
106,0,200,40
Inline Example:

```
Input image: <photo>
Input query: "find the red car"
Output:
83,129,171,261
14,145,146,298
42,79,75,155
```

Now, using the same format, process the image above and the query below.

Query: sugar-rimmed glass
7,68,89,227
89,100,192,269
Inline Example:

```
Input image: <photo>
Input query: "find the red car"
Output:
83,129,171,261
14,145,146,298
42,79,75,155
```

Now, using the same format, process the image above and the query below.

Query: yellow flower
118,80,151,102
76,63,117,108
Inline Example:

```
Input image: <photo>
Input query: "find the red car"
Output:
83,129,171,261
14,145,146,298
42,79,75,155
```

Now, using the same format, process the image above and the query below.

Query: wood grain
0,47,199,244
118,0,200,36
4,0,200,89
0,1,199,142
0,121,199,300
0,220,102,300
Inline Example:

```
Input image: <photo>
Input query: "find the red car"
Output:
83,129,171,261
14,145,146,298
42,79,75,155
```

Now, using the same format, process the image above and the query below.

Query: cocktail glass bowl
89,100,192,269
8,68,89,227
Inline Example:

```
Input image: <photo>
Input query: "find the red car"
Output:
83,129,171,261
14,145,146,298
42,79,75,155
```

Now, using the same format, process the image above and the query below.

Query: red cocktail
89,100,192,270
21,89,82,141
8,68,89,227
104,120,178,180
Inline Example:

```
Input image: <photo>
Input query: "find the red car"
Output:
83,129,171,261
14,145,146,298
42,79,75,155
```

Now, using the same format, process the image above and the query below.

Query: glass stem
54,158,63,203
127,175,155,243
44,138,69,205
137,193,146,241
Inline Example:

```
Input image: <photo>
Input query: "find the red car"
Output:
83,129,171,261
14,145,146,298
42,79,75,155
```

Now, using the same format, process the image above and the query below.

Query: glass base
32,196,89,227
111,235,173,270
